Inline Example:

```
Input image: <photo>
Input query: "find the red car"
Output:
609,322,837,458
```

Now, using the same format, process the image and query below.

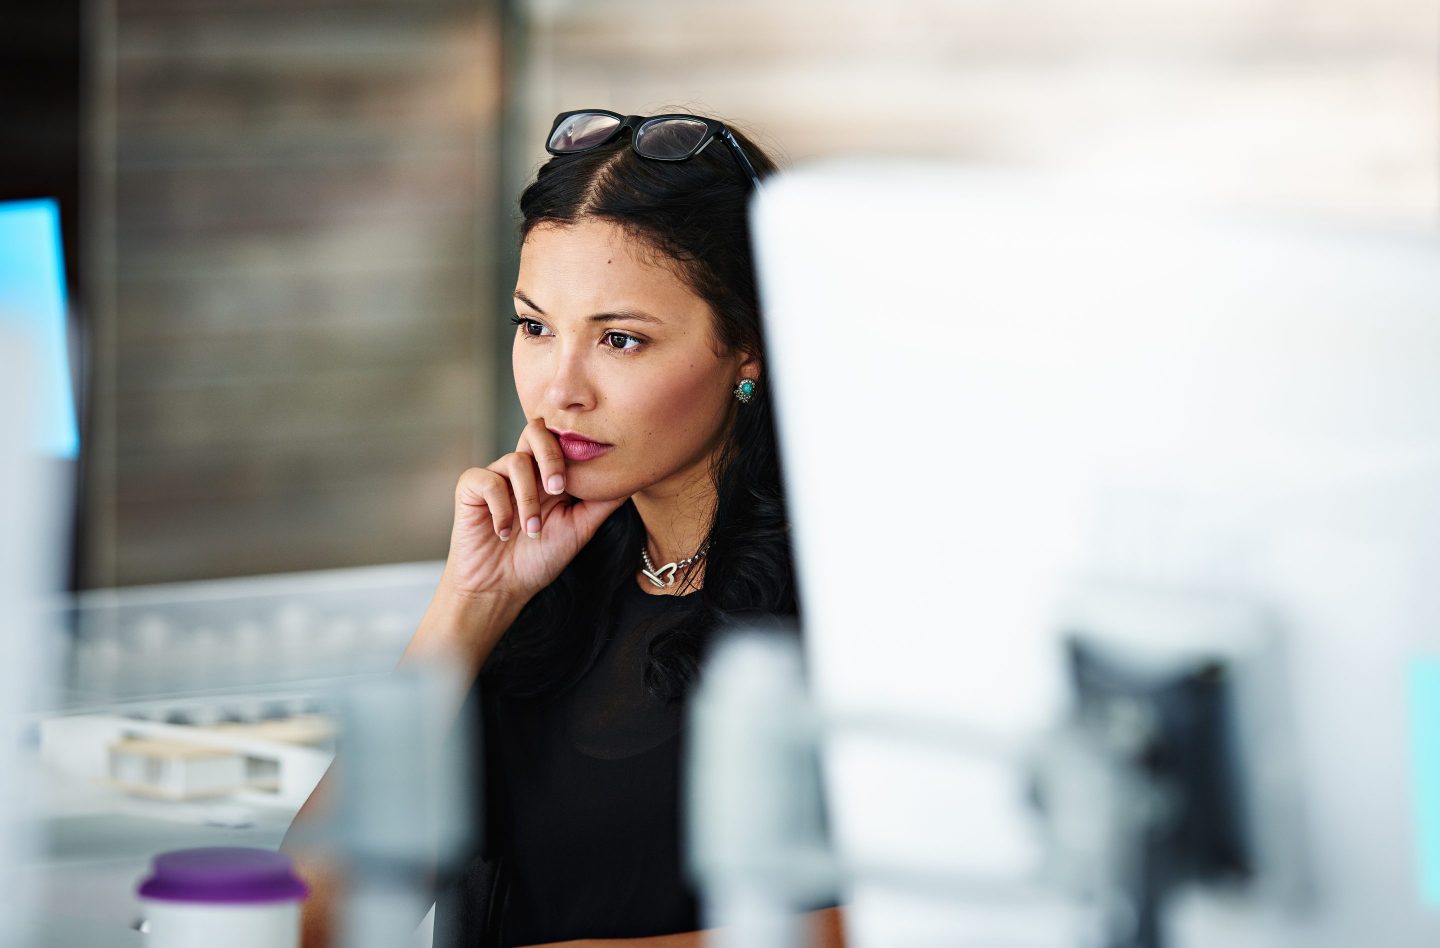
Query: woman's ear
737,349,762,382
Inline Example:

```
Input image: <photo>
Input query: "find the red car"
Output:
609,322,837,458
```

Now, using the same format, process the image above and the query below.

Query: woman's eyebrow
513,290,663,325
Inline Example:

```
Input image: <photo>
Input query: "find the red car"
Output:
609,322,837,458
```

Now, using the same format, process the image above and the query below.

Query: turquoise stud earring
733,378,757,403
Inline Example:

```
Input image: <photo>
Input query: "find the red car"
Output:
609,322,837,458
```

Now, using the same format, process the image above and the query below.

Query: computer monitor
0,197,80,460
0,197,84,598
0,197,80,944
750,164,1440,947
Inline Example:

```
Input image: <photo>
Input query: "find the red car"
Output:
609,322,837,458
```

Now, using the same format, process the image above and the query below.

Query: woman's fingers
459,450,569,543
492,453,543,539
516,419,569,497
455,467,514,540
460,417,611,547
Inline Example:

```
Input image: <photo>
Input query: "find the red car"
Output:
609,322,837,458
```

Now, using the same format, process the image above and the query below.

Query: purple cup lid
138,847,310,905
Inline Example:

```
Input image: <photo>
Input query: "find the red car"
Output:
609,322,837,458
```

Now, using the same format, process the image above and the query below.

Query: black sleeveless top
443,579,703,947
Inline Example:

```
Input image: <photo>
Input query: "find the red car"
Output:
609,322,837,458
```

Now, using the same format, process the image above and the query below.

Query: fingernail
499,528,511,541
526,517,541,538
547,474,564,494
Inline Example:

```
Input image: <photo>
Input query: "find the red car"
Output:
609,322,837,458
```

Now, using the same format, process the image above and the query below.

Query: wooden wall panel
88,0,502,586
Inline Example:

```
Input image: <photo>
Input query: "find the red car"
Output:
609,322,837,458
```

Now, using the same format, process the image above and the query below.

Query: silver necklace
640,541,709,588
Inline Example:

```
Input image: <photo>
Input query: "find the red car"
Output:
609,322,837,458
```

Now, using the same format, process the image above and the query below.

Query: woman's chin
563,473,634,505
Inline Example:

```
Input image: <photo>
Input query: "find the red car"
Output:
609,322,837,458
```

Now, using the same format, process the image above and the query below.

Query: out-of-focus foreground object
329,665,473,948
688,628,836,948
136,846,309,948
742,164,1440,947
1,325,69,940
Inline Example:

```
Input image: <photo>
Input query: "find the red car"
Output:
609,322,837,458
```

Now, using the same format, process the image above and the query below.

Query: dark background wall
0,3,83,302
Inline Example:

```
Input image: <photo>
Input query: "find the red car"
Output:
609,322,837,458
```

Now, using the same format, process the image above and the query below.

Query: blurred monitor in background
0,200,75,946
750,164,1440,947
0,197,83,600
0,197,79,461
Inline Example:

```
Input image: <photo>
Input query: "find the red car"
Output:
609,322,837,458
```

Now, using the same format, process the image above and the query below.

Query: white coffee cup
138,846,309,948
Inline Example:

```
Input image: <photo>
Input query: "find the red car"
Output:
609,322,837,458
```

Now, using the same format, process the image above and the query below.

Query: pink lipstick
551,429,614,462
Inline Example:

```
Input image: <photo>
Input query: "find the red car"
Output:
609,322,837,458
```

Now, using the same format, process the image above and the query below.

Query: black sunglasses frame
545,109,763,190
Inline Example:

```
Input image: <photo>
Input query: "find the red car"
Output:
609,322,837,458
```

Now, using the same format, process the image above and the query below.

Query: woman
288,109,843,947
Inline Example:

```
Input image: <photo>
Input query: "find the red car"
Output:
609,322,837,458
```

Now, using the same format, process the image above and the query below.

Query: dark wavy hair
481,114,794,703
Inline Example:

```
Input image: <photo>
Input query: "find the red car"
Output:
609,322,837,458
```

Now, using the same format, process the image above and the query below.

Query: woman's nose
544,343,596,411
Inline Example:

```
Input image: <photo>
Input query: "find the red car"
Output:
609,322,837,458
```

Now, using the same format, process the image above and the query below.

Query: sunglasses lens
548,112,621,152
634,118,709,159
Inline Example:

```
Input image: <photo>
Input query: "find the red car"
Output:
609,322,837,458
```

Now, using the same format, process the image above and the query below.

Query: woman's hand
440,418,626,605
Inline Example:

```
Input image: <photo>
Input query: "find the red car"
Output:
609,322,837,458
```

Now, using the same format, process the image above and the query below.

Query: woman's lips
554,433,613,462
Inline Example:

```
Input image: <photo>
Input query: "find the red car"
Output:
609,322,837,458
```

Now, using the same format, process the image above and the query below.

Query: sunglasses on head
545,109,763,191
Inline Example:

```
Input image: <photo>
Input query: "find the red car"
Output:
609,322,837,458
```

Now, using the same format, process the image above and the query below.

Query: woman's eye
603,331,643,352
509,317,638,350
510,316,550,337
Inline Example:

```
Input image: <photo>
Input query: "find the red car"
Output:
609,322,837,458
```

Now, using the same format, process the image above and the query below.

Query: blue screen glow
0,198,79,458
1410,659,1440,909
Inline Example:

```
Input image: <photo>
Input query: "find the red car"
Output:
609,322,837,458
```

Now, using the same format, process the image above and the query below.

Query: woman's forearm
400,579,526,705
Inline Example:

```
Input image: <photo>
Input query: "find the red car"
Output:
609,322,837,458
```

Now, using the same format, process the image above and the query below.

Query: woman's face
512,217,758,503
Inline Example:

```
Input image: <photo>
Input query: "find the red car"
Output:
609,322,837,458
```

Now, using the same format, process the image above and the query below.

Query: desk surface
25,809,291,940
18,912,144,947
